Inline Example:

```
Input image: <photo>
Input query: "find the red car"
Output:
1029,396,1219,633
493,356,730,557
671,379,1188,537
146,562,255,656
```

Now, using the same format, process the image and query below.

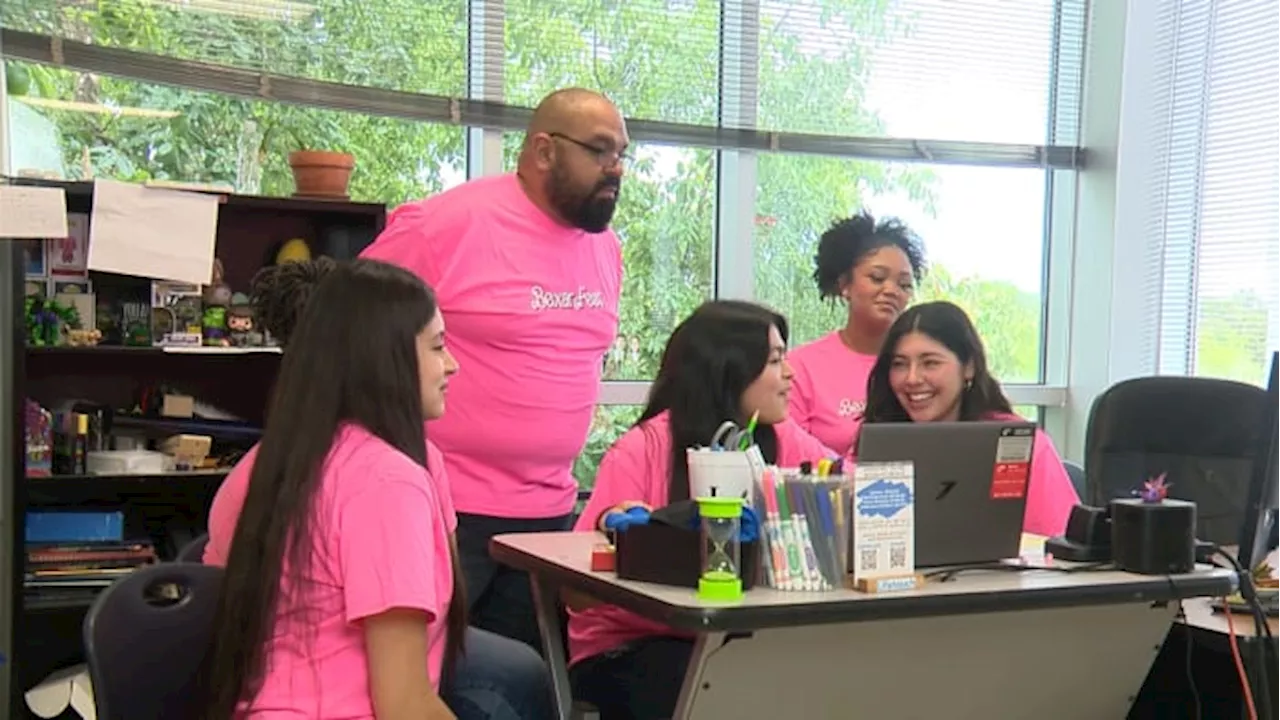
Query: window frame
460,0,1074,423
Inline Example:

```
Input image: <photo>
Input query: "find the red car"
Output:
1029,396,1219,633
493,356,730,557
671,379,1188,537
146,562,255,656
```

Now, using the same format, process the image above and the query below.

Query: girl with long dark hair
567,300,835,719
202,259,552,719
856,300,1079,536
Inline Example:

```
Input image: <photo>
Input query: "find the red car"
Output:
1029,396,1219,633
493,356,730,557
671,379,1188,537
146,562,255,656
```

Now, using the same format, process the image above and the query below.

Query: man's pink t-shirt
787,332,877,456
361,174,623,519
567,411,835,667
204,426,456,718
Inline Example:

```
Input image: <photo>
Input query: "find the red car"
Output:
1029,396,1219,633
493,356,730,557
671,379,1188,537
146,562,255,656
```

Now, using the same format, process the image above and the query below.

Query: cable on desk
1223,607,1258,720
1177,602,1201,720
923,561,1114,583
1209,546,1274,720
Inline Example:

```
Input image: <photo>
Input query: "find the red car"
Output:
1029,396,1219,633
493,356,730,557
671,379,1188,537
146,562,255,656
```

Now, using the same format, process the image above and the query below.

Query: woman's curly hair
249,257,337,346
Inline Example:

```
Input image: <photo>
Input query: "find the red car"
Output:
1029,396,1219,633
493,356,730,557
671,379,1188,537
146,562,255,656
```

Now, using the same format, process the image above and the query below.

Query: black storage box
614,522,760,590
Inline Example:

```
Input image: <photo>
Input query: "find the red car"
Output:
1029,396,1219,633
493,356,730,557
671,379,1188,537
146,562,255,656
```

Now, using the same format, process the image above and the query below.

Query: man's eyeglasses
549,132,630,168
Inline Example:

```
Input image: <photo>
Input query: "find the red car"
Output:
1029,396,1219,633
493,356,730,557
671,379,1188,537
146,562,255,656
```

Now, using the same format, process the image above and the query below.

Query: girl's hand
598,502,653,532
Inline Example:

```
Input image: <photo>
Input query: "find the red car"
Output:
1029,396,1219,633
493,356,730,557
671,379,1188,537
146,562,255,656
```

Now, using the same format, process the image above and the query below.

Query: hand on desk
598,502,653,532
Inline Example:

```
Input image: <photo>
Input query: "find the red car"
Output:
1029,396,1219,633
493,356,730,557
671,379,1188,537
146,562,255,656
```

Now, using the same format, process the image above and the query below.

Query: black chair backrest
176,532,210,563
1062,459,1086,498
1084,375,1268,545
84,562,223,720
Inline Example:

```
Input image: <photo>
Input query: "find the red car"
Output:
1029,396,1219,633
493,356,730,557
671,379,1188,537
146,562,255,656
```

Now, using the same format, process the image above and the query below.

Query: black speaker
1110,498,1196,575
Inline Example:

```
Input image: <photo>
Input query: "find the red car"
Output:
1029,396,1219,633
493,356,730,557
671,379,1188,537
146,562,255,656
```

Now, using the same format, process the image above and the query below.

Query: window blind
1142,0,1279,383
1,0,1088,166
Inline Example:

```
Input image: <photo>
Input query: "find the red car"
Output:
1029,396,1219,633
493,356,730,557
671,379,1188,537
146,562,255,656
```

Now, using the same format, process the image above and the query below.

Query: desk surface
492,531,1237,633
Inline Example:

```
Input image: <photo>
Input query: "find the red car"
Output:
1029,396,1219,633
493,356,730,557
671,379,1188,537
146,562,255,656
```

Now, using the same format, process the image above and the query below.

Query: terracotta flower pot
288,150,355,198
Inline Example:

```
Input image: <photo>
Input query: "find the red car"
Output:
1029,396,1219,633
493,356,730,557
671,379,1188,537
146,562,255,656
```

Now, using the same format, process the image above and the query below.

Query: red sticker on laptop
991,427,1035,499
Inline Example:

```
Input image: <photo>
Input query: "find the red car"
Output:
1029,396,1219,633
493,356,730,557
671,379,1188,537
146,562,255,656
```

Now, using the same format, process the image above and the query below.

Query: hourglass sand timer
696,497,745,601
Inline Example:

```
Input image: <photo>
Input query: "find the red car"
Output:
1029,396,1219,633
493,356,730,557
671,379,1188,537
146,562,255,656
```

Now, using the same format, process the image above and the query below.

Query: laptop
856,421,1036,567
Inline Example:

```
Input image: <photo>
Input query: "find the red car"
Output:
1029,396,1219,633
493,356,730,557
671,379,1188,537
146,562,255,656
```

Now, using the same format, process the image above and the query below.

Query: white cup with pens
687,412,764,503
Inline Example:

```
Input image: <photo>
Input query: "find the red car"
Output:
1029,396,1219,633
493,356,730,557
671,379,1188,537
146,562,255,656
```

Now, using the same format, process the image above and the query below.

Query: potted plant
287,148,355,198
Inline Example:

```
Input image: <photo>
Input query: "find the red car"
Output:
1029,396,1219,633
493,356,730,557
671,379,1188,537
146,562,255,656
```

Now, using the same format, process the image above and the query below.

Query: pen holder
687,448,761,502
615,523,760,590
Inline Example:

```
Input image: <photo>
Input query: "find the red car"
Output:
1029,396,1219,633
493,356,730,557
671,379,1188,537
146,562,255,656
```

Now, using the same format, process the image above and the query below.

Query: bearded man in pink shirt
361,88,626,653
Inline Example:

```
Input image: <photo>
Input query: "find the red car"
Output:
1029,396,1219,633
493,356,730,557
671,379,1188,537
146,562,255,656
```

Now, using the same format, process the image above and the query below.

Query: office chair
1062,460,1086,498
84,562,222,720
1084,375,1268,546
176,532,209,563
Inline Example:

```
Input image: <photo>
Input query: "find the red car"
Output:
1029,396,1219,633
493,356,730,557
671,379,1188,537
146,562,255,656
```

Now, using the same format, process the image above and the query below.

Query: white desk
493,531,1237,720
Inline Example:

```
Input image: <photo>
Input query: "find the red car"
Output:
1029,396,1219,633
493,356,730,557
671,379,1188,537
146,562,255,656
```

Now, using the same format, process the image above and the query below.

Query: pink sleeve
339,478,446,623
425,440,457,534
573,427,652,533
359,200,460,293
1022,429,1081,537
777,419,839,466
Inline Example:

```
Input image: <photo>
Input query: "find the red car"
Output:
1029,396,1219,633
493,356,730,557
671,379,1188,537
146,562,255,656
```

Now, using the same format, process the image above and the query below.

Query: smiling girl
857,301,1080,537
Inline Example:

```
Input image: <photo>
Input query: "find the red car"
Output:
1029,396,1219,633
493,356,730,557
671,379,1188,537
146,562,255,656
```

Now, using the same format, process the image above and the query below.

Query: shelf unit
3,179,387,716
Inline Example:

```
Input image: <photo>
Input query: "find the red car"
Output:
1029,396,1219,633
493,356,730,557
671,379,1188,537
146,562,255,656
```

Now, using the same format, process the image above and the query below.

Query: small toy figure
203,306,230,346
1139,473,1171,503
203,258,233,308
228,304,263,346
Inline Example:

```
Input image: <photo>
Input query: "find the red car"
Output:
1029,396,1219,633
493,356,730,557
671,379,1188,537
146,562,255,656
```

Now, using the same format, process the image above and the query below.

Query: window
502,0,719,126
574,404,643,492
5,61,466,205
755,157,1047,385
502,135,716,381
1134,0,1280,384
756,0,1062,144
2,0,469,97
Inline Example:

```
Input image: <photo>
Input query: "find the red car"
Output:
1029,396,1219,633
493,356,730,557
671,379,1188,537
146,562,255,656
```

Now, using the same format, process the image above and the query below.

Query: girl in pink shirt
568,301,835,720
788,212,928,456
855,301,1080,537
202,260,552,720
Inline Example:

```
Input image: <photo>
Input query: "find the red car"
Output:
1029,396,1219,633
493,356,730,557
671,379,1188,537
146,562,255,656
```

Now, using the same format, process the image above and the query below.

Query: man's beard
549,167,620,233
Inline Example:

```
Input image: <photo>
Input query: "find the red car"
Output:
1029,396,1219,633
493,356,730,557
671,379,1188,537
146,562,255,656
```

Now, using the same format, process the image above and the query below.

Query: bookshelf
3,179,386,715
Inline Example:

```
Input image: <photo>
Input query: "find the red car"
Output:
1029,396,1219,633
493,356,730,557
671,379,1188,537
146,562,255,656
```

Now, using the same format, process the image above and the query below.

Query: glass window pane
758,0,1065,144
1012,405,1043,426
575,404,643,492
754,157,1047,385
6,62,466,204
503,134,715,380
503,0,720,125
2,0,468,97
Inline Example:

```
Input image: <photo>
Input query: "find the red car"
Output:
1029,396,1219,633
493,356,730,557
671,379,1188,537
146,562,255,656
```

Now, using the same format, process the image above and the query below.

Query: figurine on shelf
228,303,263,347
65,328,103,346
24,296,80,347
202,258,234,347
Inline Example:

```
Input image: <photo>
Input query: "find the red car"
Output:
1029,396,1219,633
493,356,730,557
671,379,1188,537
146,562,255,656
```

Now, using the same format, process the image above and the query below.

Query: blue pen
814,485,841,587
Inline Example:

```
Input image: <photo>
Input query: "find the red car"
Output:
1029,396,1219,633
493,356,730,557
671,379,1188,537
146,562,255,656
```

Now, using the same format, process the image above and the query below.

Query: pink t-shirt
205,433,456,565
567,411,835,666
787,332,877,456
204,426,455,717
361,174,623,519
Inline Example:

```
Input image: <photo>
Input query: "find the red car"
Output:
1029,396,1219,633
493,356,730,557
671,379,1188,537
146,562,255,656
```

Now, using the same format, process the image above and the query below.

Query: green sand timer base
697,496,745,601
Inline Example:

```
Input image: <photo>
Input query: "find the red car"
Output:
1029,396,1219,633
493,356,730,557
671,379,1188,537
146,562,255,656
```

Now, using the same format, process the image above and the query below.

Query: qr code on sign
889,544,907,569
860,548,878,571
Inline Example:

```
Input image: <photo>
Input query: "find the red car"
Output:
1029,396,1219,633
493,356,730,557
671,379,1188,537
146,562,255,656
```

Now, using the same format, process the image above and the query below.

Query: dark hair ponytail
203,259,466,718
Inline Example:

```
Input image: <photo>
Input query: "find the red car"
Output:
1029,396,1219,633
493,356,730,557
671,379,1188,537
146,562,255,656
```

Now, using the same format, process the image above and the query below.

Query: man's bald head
517,88,629,234
525,88,624,143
